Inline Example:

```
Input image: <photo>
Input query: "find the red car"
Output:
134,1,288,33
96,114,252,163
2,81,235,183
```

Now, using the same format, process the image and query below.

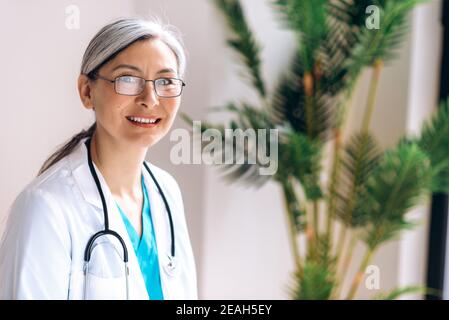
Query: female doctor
0,17,197,300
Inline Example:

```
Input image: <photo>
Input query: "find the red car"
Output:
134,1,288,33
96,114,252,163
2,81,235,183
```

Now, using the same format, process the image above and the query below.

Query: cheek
94,95,129,125
162,101,180,129
165,99,181,120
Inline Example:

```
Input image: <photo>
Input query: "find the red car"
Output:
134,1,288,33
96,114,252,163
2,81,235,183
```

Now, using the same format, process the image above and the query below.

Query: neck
90,129,147,200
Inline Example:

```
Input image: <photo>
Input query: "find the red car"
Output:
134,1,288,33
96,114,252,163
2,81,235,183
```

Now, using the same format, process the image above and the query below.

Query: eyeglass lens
115,76,183,97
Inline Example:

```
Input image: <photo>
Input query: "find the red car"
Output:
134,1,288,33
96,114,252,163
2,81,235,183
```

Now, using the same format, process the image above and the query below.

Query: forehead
106,38,178,74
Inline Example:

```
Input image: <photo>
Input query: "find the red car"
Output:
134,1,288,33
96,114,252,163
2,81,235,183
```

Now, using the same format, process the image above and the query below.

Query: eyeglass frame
95,74,186,98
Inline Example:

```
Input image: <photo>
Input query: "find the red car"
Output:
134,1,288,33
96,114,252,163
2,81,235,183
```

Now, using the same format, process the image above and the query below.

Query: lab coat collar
67,137,172,299
68,137,162,209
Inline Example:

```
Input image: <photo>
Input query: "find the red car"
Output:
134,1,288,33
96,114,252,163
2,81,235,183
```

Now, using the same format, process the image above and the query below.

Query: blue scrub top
116,174,164,300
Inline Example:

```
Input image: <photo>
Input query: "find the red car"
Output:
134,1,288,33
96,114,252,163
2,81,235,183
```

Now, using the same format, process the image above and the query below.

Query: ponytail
37,122,96,176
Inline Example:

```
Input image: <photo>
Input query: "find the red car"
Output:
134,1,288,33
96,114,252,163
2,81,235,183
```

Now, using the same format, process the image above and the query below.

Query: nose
137,81,159,108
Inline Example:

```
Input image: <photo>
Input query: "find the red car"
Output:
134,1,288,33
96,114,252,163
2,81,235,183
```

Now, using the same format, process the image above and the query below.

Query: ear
78,74,95,110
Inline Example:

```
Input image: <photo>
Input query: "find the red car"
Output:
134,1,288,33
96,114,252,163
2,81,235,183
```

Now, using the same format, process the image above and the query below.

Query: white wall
0,0,443,299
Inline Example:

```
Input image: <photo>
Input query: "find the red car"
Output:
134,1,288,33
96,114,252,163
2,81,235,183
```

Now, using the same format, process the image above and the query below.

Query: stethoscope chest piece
163,254,179,277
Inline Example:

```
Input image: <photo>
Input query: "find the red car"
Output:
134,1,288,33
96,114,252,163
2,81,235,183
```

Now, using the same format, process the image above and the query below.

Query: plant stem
361,60,383,133
333,233,358,298
340,234,358,282
335,221,348,269
304,72,314,137
305,203,314,256
326,127,342,242
303,71,320,251
334,61,382,299
312,200,319,253
346,248,375,299
326,77,360,249
332,61,382,294
281,179,302,270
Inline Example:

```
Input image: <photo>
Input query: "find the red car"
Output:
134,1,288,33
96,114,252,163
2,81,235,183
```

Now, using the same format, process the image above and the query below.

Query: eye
157,78,175,86
117,75,138,83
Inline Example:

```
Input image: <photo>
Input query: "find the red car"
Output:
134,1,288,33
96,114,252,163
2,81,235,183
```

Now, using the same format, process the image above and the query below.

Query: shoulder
25,157,73,196
8,158,73,224
2,162,72,258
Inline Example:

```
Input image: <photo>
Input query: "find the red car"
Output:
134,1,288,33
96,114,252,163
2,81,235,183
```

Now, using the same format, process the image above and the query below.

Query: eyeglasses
96,74,186,98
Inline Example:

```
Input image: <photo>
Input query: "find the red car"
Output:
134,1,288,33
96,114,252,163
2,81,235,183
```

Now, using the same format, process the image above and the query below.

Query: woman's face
79,38,182,149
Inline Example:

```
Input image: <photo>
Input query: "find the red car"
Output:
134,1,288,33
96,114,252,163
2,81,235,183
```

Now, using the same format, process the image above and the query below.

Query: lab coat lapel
69,138,148,300
142,165,173,300
99,178,149,300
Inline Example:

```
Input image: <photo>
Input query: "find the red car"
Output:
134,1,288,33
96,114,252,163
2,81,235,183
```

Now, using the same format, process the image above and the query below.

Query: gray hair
37,17,186,176
81,17,186,78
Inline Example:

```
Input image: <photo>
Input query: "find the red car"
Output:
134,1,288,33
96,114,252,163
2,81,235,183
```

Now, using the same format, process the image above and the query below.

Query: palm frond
221,103,279,187
271,51,335,141
418,98,449,193
361,142,432,249
214,0,266,98
329,0,386,28
180,112,226,135
271,0,374,140
347,0,425,75
335,132,382,227
184,103,278,187
317,4,373,98
273,0,328,71
317,22,352,96
290,261,335,299
373,285,441,300
277,128,323,200
282,178,307,232
290,234,337,299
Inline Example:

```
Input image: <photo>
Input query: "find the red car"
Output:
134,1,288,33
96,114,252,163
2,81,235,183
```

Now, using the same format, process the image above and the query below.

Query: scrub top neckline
115,173,164,300
115,174,146,251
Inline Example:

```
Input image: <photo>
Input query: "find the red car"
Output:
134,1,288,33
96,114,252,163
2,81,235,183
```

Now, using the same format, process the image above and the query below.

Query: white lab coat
0,137,197,300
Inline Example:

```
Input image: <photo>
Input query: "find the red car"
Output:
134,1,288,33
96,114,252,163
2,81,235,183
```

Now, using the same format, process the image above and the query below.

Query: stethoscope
82,137,176,299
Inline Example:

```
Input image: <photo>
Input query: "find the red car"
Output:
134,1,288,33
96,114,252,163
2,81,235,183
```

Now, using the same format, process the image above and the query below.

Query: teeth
128,117,158,124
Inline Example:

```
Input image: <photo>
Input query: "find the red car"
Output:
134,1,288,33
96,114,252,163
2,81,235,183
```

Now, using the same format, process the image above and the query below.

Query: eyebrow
156,68,177,75
112,64,142,72
112,64,177,75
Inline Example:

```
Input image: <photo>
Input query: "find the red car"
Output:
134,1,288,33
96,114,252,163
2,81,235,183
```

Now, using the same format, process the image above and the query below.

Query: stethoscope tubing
82,137,175,299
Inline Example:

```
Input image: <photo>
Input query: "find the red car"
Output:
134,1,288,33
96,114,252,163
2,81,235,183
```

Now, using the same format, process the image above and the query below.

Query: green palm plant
182,0,446,299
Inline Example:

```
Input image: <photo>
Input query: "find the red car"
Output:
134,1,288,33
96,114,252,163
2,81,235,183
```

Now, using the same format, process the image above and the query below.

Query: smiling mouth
126,116,162,126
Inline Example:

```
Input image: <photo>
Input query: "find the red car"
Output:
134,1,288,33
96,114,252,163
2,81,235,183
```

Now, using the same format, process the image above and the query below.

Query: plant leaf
273,0,328,71
183,103,278,187
335,132,382,227
418,98,449,193
361,142,432,249
271,51,335,141
214,0,266,98
290,234,337,299
347,0,426,75
277,128,323,200
373,285,441,300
